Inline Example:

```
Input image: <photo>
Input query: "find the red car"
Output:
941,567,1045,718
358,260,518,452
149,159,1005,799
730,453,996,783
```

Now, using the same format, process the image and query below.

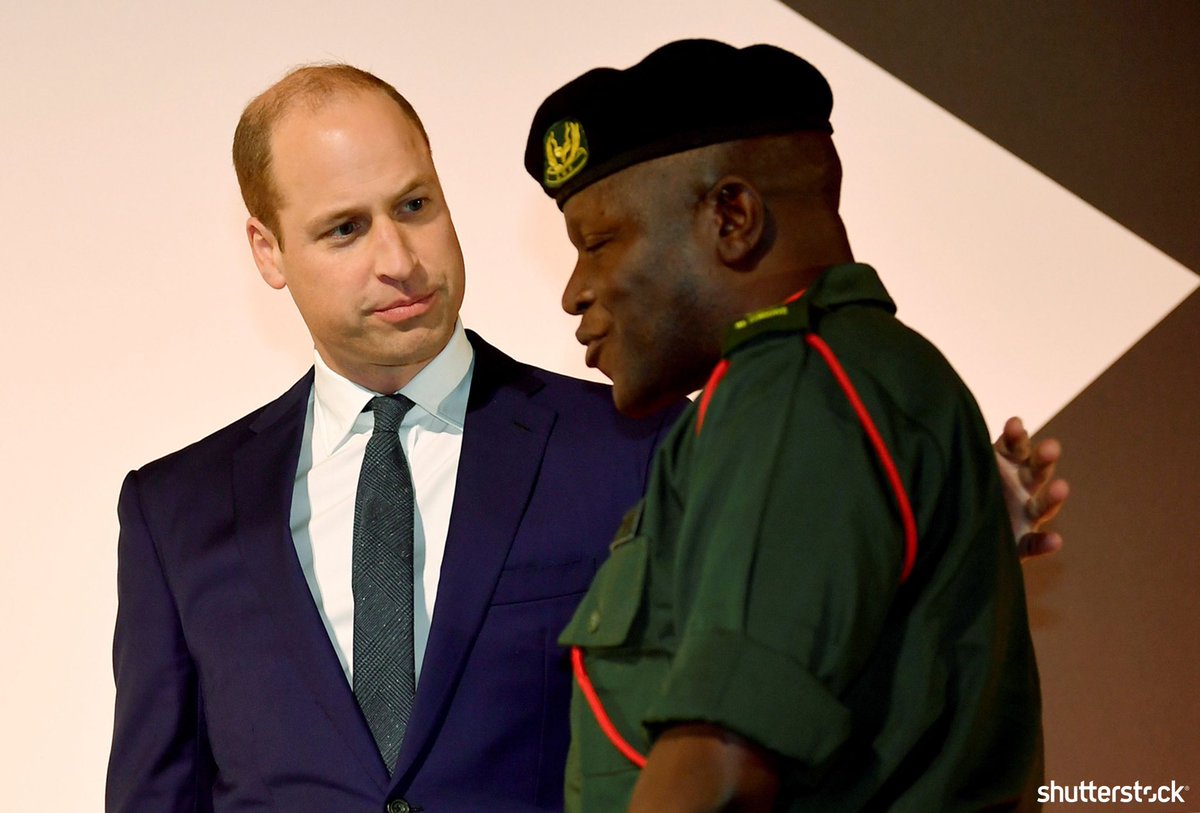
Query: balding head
232,64,428,240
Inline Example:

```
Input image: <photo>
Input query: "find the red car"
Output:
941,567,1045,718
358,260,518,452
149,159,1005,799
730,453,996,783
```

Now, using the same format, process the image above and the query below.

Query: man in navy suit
106,65,680,813
106,64,1063,812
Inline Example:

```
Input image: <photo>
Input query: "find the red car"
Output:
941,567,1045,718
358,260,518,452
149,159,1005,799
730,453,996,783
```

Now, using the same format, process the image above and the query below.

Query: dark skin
561,134,853,417
629,724,780,812
562,133,1067,811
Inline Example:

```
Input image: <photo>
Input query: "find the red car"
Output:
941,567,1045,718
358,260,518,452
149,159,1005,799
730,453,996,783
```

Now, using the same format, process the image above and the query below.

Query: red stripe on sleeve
805,334,919,583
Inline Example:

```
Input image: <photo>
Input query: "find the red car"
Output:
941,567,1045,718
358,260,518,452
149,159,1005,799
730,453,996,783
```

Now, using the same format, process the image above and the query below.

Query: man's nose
561,260,593,315
374,220,418,281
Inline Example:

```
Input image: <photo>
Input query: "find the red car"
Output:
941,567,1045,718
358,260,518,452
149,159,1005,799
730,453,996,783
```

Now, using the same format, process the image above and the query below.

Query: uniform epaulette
722,299,818,357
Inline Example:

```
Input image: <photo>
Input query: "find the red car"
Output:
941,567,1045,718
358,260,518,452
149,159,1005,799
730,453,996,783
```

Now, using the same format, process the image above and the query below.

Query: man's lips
372,292,435,324
584,340,603,370
577,330,606,369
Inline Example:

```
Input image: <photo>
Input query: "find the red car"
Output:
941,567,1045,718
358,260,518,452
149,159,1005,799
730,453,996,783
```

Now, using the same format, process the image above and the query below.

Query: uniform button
386,800,411,813
588,610,601,632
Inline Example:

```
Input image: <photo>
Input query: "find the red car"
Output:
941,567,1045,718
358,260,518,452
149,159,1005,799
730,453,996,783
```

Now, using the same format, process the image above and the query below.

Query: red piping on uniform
804,333,918,583
571,646,647,767
695,359,730,436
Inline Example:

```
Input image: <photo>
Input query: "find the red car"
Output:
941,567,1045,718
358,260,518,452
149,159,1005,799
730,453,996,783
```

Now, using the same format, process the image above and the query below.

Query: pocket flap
559,524,648,649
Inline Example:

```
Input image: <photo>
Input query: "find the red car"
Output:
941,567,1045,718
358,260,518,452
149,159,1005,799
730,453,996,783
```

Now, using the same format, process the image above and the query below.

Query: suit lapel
231,370,390,791
392,333,556,785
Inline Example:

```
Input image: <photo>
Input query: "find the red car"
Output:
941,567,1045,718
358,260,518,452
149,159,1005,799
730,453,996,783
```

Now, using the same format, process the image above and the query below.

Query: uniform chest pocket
559,503,649,649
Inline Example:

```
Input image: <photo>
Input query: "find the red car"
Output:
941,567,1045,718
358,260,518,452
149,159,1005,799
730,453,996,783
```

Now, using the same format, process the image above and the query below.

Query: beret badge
543,119,589,188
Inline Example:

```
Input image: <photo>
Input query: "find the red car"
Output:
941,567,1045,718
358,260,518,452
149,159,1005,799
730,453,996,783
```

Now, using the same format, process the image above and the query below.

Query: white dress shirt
289,322,474,685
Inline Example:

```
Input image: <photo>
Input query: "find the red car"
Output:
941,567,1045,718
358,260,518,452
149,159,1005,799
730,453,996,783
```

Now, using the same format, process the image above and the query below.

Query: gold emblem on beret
543,119,589,188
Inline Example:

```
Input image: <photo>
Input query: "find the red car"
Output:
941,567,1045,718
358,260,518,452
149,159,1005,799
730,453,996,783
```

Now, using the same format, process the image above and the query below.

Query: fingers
1016,531,1064,562
994,415,1069,561
1023,437,1062,492
1026,477,1069,527
995,416,1031,464
994,416,1063,490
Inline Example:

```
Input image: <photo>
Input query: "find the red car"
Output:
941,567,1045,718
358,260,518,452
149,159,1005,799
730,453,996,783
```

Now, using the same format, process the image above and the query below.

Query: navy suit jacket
107,332,681,812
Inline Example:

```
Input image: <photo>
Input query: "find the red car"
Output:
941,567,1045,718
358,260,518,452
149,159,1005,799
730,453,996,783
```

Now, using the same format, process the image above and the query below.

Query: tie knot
367,394,415,434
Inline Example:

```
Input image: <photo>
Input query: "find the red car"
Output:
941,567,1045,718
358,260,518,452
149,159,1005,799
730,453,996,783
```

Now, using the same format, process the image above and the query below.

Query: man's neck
315,346,449,395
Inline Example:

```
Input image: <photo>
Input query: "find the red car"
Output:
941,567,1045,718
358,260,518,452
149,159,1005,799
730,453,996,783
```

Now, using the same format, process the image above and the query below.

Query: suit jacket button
386,800,411,813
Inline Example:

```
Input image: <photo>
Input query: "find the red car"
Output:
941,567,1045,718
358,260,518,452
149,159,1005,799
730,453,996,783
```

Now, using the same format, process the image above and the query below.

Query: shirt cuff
641,626,851,771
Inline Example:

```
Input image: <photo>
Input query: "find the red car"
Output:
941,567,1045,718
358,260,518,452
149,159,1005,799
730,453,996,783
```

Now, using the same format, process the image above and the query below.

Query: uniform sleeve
106,470,214,813
641,337,929,775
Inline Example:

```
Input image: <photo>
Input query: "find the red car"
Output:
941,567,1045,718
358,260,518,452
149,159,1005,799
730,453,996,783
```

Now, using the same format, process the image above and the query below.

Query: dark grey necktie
353,394,417,775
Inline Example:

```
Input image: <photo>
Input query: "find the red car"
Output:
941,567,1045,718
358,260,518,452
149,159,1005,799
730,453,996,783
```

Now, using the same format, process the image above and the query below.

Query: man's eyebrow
393,176,432,200
305,206,363,233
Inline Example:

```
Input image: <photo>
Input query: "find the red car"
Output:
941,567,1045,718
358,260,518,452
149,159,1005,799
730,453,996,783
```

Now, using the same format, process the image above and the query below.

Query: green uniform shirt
560,264,1042,811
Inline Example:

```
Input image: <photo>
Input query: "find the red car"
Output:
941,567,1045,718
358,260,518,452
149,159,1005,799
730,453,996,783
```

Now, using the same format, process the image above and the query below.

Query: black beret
524,39,834,208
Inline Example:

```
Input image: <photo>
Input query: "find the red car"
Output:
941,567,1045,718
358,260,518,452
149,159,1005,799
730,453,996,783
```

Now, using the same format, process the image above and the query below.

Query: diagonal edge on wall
778,0,1200,276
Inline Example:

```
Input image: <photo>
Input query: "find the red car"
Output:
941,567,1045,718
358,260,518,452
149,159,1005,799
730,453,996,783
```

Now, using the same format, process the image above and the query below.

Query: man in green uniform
524,40,1044,810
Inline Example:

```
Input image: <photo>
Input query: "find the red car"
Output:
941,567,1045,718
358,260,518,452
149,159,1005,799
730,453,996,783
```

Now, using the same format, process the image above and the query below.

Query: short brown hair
232,64,428,239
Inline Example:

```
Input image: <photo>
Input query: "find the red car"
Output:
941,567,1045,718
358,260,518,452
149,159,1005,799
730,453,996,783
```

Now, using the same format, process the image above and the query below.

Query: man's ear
247,217,287,290
708,178,768,270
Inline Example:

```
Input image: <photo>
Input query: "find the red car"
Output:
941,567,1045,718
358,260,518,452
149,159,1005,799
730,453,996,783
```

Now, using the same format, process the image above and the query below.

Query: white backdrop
1,1,1194,806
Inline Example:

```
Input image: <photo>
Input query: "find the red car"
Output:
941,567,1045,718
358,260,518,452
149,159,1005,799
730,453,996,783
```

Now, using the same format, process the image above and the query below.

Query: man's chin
611,381,682,420
379,317,454,355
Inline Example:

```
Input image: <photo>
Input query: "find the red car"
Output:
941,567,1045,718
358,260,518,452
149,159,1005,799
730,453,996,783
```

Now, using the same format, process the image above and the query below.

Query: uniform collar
802,263,895,313
722,264,895,356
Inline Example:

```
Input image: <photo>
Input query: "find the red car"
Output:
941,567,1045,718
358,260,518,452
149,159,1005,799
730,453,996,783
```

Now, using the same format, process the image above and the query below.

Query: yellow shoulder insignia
723,302,813,356
732,305,789,331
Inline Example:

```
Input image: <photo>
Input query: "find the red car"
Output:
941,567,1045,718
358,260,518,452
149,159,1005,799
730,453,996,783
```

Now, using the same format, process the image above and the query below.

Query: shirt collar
311,321,474,459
